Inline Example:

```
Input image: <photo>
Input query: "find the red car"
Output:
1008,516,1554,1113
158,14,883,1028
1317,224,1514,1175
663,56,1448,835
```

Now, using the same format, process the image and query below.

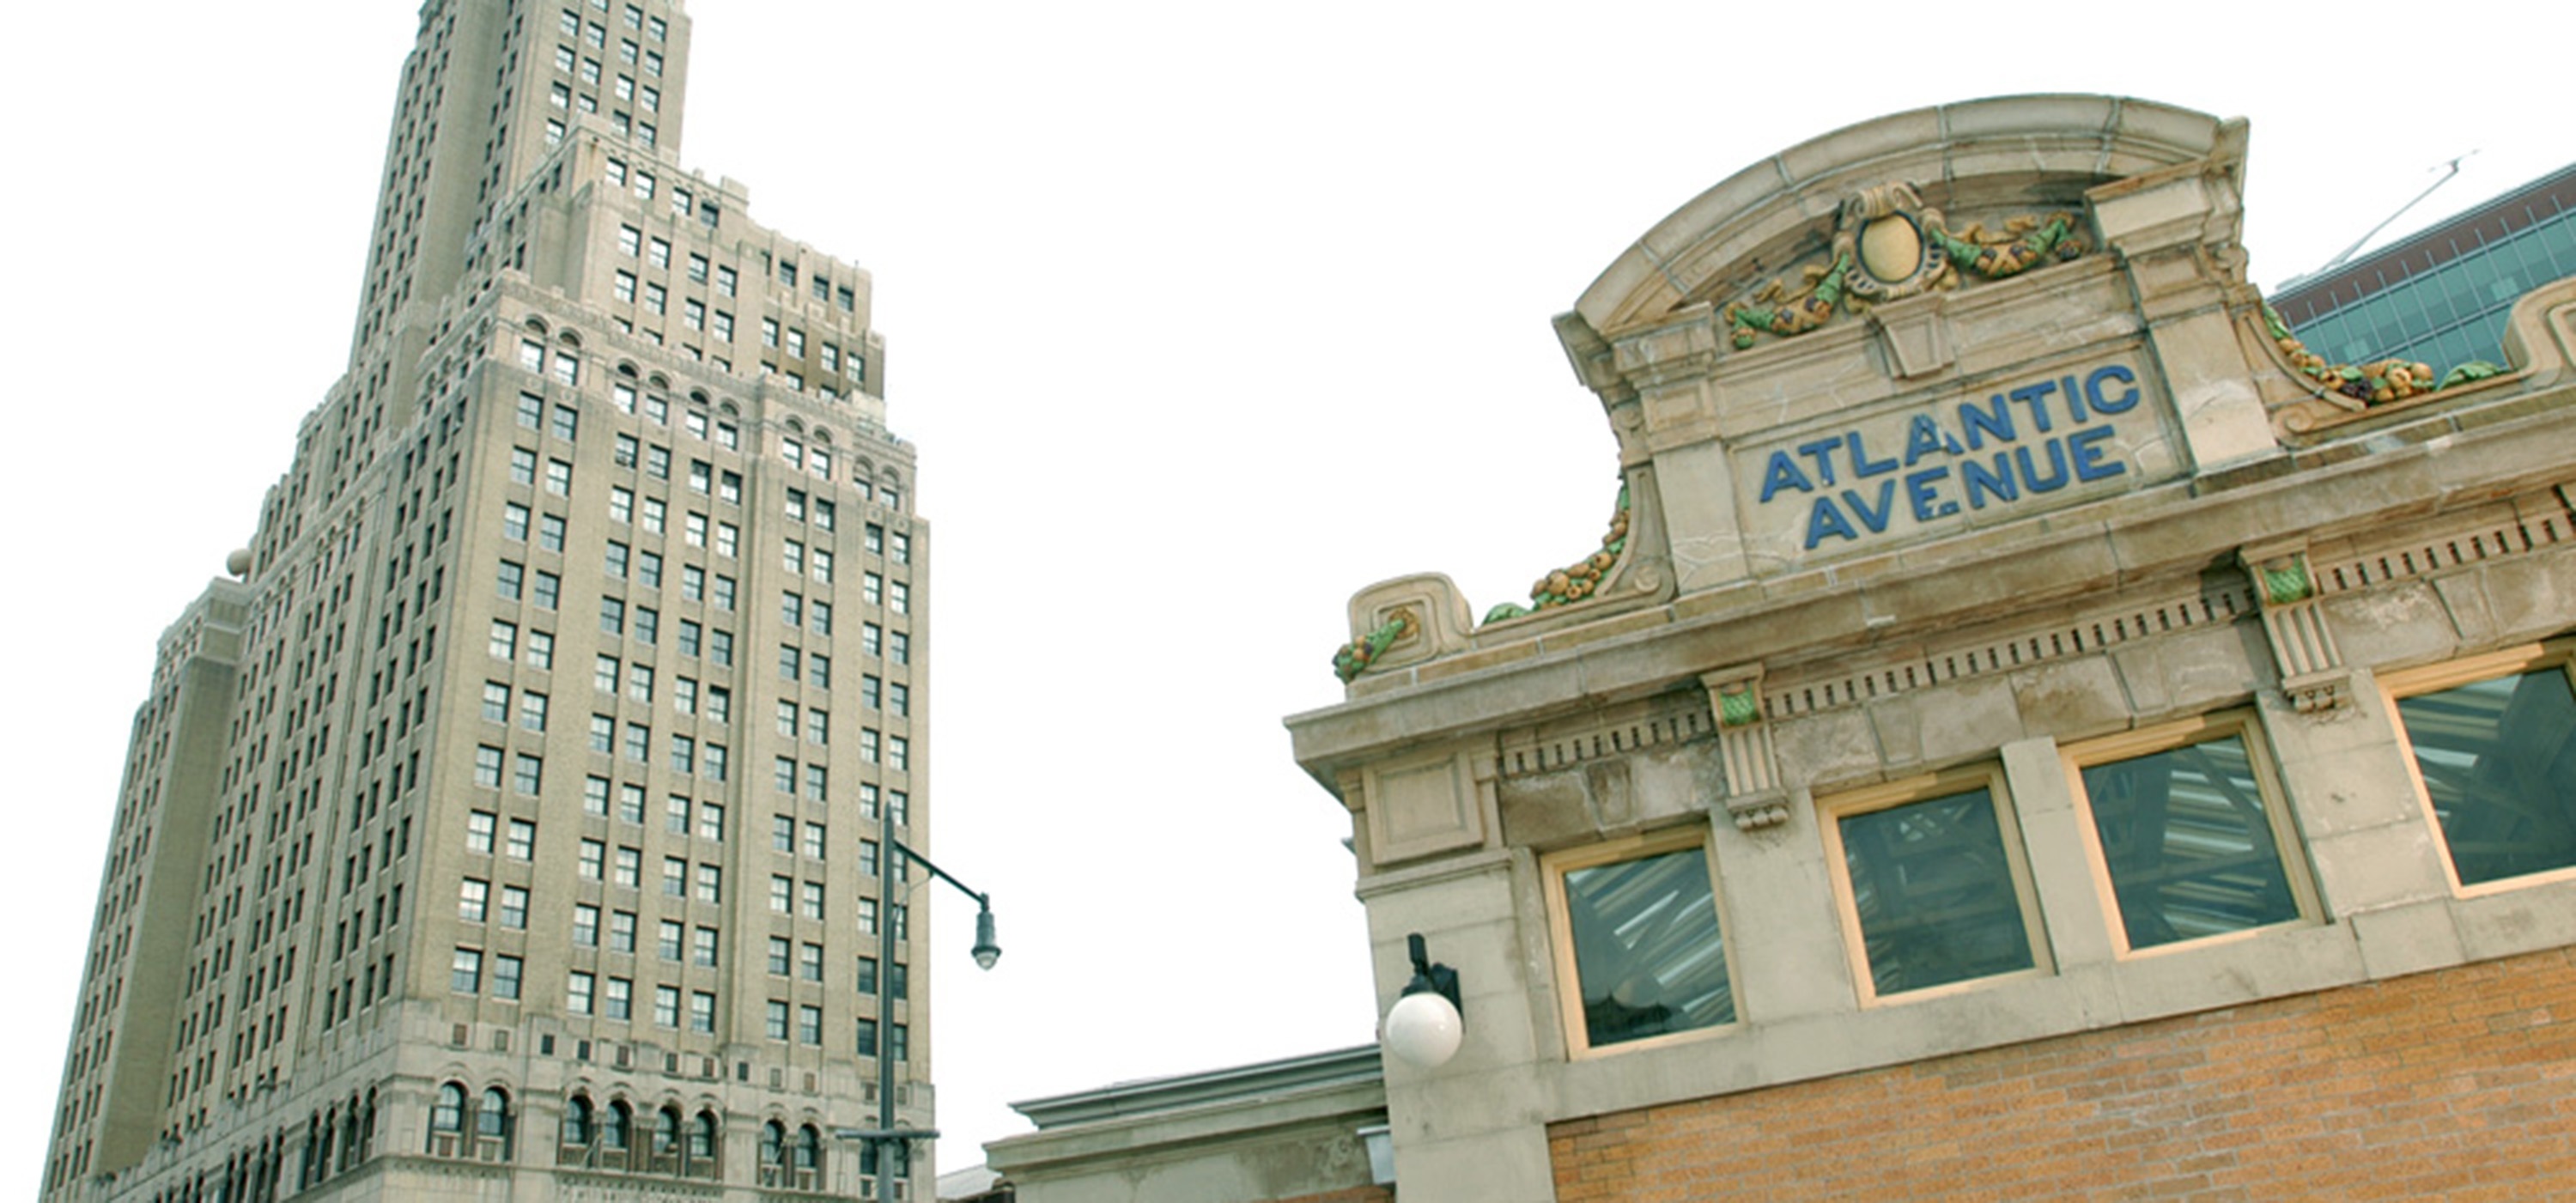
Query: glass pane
2398,668,2576,886
1839,787,2032,995
1564,846,1733,1047
2081,733,2300,949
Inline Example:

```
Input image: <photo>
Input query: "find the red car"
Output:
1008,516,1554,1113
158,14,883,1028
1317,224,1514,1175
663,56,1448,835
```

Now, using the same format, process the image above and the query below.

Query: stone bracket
1702,664,1790,829
2240,539,2354,716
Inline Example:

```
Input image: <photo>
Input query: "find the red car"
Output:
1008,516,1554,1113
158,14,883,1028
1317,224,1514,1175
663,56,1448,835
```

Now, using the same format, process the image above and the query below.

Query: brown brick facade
1551,948,2576,1201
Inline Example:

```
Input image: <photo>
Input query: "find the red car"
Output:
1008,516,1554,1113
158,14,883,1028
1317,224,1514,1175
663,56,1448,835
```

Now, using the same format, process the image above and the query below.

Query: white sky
1,0,2565,1189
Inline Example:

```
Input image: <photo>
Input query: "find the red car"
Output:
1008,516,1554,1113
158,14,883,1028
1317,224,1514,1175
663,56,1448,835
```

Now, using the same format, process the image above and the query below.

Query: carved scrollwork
1722,181,2088,351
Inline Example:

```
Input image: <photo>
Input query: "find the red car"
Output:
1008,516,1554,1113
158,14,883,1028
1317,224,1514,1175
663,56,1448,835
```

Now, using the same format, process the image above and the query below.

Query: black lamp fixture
1382,933,1465,1068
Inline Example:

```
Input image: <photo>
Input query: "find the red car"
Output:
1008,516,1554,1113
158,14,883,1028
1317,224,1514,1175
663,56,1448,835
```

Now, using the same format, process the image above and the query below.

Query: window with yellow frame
2062,711,2317,954
2383,642,2576,892
1543,829,1737,1054
1819,765,2048,1002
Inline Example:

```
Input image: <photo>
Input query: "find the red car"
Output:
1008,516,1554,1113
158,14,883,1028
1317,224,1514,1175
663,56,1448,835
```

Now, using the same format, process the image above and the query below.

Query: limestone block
1710,811,1858,1022
1915,673,2026,763
2319,582,2462,671
1362,745,1491,866
1495,772,1592,849
2009,655,2131,741
2306,820,2452,914
2091,173,2214,253
1941,94,2121,142
2111,623,2262,720
2468,551,2576,645
1343,572,1476,675
1382,1125,1557,1203
2144,308,2278,471
1650,440,1752,593
2105,922,2362,1025
2453,879,2576,962
2348,898,2468,981
1776,107,1945,185
1771,708,1883,789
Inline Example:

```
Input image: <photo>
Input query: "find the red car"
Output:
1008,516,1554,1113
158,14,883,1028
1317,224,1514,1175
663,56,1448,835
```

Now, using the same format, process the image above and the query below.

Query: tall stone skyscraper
43,3,933,1198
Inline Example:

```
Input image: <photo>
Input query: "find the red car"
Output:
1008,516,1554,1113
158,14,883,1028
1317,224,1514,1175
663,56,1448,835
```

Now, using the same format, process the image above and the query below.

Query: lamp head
1383,933,1465,1068
971,906,1001,970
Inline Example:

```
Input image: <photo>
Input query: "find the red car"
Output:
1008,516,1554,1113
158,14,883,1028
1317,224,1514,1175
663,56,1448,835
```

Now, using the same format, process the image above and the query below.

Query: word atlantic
1758,364,2142,550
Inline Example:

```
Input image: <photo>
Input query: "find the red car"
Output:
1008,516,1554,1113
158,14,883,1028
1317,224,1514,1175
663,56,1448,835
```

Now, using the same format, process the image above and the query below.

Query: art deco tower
43,2,935,1198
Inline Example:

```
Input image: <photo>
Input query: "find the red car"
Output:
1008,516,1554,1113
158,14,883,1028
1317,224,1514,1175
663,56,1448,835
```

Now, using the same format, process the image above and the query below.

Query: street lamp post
836,793,999,1201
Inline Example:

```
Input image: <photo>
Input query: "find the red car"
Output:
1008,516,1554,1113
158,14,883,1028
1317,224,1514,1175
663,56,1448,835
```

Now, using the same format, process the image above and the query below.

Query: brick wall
1551,948,2576,1201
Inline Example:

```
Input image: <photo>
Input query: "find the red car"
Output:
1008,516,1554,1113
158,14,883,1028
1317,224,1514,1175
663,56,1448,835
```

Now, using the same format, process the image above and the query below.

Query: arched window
797,1124,823,1174
429,1088,464,1133
603,1101,633,1151
478,1088,513,1158
561,1095,594,1148
690,1110,719,1161
340,1100,362,1170
759,1121,786,1185
656,1105,683,1154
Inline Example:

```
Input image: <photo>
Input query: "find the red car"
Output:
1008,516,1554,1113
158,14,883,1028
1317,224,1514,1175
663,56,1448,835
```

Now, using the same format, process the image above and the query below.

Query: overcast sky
2,0,2566,1189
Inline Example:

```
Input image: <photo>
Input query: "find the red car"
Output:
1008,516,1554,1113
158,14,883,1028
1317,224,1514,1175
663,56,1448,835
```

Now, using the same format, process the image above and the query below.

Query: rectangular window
489,621,519,661
697,864,721,902
770,875,793,914
482,682,510,723
508,818,538,860
659,920,684,960
496,561,524,602
2387,646,2576,890
655,985,681,1028
580,840,605,880
494,954,523,1000
569,970,595,1015
459,878,490,922
2064,712,2312,952
574,903,600,946
1821,767,2045,1001
694,927,720,967
452,948,483,993
500,884,529,929
691,991,716,1033
1546,832,1735,1053
605,976,632,1020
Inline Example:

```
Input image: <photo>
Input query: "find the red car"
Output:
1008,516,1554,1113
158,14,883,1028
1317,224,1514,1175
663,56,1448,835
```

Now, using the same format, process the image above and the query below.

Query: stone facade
44,3,931,1200
1288,95,2576,1202
985,1048,1390,1203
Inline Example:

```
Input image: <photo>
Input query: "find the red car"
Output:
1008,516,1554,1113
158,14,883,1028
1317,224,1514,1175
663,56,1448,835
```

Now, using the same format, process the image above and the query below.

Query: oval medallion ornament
1858,215,1923,283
